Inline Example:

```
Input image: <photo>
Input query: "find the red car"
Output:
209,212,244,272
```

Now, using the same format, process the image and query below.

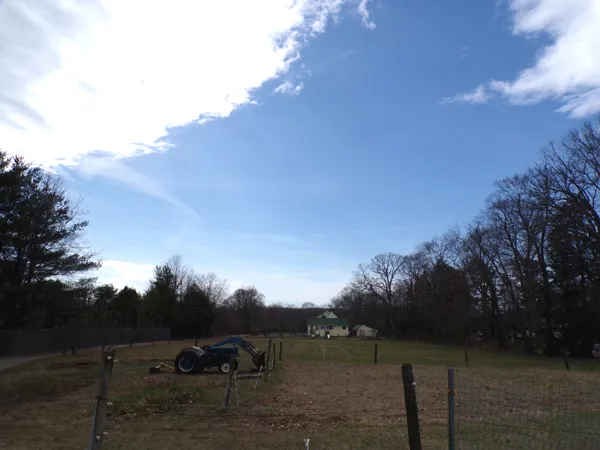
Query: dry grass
0,338,599,449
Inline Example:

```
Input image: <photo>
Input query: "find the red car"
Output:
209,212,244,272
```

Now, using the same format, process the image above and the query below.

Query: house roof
352,324,376,331
307,318,348,326
317,311,337,318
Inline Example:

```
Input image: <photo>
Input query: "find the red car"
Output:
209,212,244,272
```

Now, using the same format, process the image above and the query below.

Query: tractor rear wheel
175,352,196,374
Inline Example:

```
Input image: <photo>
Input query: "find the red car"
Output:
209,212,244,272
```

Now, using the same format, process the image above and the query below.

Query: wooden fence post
88,349,116,450
448,367,456,450
374,343,378,365
222,354,235,409
272,342,276,371
265,338,273,382
279,341,283,361
401,363,422,450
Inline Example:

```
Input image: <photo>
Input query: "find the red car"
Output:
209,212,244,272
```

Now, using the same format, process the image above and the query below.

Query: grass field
1,338,599,449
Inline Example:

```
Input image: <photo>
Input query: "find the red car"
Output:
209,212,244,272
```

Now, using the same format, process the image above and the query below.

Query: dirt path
0,341,172,372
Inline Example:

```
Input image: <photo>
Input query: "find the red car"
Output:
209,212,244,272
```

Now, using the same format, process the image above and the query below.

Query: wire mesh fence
453,368,600,449
3,338,600,450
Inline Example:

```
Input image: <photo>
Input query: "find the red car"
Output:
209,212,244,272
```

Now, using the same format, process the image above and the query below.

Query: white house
307,311,348,337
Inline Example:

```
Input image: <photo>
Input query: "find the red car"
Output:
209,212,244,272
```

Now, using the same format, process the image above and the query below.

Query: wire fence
453,369,600,450
2,339,600,450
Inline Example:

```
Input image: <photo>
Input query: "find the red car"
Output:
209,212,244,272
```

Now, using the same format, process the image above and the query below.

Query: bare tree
164,254,193,300
352,252,405,337
225,286,266,333
196,272,229,305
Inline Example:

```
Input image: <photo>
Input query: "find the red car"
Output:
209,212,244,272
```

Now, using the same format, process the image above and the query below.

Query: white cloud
444,0,600,118
0,0,376,167
357,0,376,30
95,259,156,293
441,84,491,105
273,80,305,96
75,156,199,218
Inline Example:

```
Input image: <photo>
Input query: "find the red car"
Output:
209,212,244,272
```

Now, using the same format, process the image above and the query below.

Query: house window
327,325,334,330
321,326,325,330
342,326,346,330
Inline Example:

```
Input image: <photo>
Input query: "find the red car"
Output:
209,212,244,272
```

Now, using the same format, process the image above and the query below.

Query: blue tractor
174,336,266,374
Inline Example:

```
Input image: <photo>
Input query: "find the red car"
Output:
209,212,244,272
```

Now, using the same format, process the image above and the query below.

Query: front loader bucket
252,352,266,370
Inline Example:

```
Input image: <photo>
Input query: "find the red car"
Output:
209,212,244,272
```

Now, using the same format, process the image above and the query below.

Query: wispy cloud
357,0,376,30
441,85,491,105
0,0,376,166
340,49,360,60
273,80,305,96
443,0,600,118
74,155,199,218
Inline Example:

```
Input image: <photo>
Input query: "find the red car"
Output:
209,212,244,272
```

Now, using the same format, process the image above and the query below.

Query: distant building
307,311,348,337
351,324,378,338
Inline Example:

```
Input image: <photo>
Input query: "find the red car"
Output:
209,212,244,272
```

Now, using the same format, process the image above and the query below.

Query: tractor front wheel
219,358,238,374
219,361,231,374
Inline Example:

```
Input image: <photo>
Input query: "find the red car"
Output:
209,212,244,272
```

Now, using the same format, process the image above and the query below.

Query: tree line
330,119,600,357
60,258,333,337
0,151,321,335
4,119,600,357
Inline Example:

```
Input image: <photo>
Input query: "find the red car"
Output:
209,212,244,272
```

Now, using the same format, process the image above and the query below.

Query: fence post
265,337,273,382
374,343,378,365
401,363,422,450
279,341,283,361
272,342,276,371
222,354,235,409
88,349,116,450
448,367,456,450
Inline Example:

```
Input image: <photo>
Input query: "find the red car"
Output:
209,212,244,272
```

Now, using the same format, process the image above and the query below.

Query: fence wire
454,370,600,450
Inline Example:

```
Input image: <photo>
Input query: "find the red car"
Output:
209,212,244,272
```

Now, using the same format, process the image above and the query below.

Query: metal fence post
272,342,276,371
402,363,423,450
222,354,235,408
448,367,456,450
266,338,273,382
279,341,283,361
374,343,378,365
88,349,116,450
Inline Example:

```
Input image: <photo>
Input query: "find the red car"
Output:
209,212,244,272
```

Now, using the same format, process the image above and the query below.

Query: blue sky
2,0,599,304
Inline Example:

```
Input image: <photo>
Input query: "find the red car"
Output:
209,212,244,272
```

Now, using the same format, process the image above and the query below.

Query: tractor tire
219,360,235,374
175,351,197,374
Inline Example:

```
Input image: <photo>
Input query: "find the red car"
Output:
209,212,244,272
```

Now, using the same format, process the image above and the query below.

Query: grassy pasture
0,337,598,449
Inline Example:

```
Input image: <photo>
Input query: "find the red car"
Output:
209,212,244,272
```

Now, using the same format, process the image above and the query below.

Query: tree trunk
388,307,397,338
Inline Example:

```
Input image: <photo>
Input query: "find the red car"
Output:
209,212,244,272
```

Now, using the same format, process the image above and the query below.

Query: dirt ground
1,340,599,449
